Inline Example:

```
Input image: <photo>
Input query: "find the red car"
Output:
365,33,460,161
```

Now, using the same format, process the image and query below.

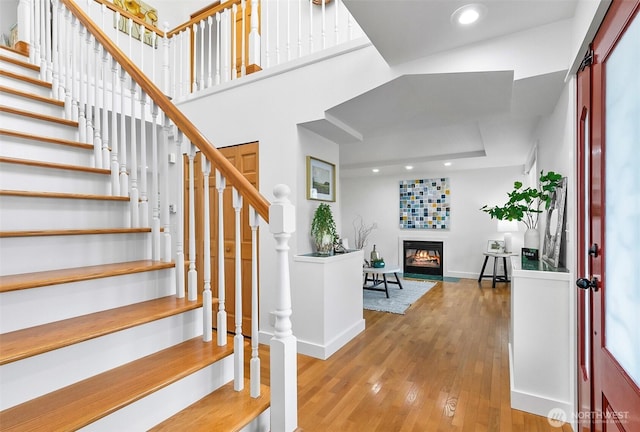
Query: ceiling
304,0,581,177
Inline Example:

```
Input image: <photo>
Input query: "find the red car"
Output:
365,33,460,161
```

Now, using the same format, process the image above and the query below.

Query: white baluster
192,24,198,91
269,184,298,431
187,143,197,301
232,5,237,79
129,80,139,228
101,42,110,170
233,187,244,391
170,32,177,99
71,14,79,123
264,0,270,68
44,0,52,80
63,9,73,117
275,0,280,64
241,0,246,76
111,56,120,195
221,10,230,82
151,103,161,259
207,16,213,88
202,156,213,342
119,67,129,200
249,0,260,68
28,0,36,63
78,25,87,144
347,4,353,40
85,31,95,155
153,30,158,84
249,206,260,398
321,0,326,50
162,24,169,96
37,0,44,76
51,0,59,100
216,170,227,346
161,114,172,262
93,39,103,171
199,20,205,89
215,13,221,85
297,0,302,58
308,0,313,55
334,0,340,45
139,23,145,76
175,130,186,298
180,30,186,97
286,0,290,62
139,92,148,227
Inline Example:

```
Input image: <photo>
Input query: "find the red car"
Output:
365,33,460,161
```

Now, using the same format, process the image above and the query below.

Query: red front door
577,1,640,431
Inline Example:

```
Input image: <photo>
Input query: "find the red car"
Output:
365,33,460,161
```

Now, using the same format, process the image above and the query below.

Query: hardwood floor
255,278,573,432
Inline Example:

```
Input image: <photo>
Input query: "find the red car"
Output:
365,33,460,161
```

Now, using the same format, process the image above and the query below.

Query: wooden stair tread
0,129,93,150
0,259,175,292
0,69,51,88
0,55,40,72
0,189,129,201
0,105,77,127
0,156,110,174
150,380,271,432
0,45,29,58
0,85,64,107
0,336,233,431
0,295,208,365
0,227,151,238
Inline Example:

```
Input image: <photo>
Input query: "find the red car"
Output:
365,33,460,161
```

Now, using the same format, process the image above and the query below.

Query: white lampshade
497,220,519,253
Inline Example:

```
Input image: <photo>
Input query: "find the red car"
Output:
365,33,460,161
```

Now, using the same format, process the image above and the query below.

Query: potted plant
311,203,338,255
481,170,563,249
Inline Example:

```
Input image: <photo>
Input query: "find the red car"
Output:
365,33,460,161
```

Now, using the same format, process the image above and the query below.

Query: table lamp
497,220,519,253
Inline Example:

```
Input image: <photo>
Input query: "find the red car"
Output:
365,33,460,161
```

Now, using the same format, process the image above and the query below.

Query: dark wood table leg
394,272,403,289
382,274,390,298
503,257,509,282
478,256,489,283
492,256,498,288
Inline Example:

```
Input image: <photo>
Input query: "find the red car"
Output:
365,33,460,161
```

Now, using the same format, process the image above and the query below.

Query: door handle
576,276,599,292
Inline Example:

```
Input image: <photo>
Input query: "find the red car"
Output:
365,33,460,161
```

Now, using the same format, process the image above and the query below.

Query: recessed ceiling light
451,4,486,26
405,165,414,170
444,162,452,167
372,168,380,173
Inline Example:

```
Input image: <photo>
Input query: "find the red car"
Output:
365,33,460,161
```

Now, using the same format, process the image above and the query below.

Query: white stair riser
0,268,176,333
0,111,78,141
0,92,65,117
0,62,41,80
0,135,94,167
0,309,204,410
0,197,130,231
82,355,234,432
0,75,52,98
240,409,271,432
0,233,151,275
0,164,110,195
0,50,31,62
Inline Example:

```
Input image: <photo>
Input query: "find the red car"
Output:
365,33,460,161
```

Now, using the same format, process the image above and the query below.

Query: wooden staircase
0,44,270,431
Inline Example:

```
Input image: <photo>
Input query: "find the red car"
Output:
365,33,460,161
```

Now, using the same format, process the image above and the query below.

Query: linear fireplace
403,240,444,276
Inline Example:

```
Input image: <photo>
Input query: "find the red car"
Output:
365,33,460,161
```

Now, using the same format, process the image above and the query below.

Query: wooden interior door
578,1,640,430
186,142,259,337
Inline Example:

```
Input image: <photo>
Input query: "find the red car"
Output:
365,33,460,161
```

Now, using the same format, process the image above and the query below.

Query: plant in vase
311,203,338,255
481,170,563,250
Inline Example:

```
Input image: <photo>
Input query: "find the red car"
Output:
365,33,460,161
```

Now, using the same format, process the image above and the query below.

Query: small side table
478,252,518,288
363,265,403,298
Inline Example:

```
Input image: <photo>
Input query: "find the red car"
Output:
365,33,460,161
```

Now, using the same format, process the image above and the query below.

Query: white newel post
249,206,260,398
175,131,185,298
233,188,244,391
249,0,260,68
202,156,213,342
161,115,172,262
216,170,227,346
269,184,298,432
17,0,32,54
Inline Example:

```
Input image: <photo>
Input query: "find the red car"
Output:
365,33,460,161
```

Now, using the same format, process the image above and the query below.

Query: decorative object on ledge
542,177,568,268
399,178,450,229
312,0,333,5
307,156,336,202
352,215,377,250
481,170,563,250
311,203,337,255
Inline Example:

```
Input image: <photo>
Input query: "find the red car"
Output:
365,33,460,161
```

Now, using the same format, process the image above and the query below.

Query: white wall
340,165,526,279
0,0,18,44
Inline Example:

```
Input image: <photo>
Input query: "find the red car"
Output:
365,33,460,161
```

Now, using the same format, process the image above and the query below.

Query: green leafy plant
311,203,337,254
481,170,563,230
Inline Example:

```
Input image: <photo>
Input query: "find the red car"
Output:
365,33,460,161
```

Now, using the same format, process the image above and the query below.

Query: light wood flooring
255,277,573,432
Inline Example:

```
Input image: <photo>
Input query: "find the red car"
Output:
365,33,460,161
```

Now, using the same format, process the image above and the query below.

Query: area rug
363,278,436,314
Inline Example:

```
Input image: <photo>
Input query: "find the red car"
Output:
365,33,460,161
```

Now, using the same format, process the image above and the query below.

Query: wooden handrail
166,0,243,38
91,0,165,37
60,0,270,221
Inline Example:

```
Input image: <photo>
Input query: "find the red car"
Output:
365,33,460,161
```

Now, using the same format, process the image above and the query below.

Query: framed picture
487,240,505,253
113,0,158,47
307,156,336,202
